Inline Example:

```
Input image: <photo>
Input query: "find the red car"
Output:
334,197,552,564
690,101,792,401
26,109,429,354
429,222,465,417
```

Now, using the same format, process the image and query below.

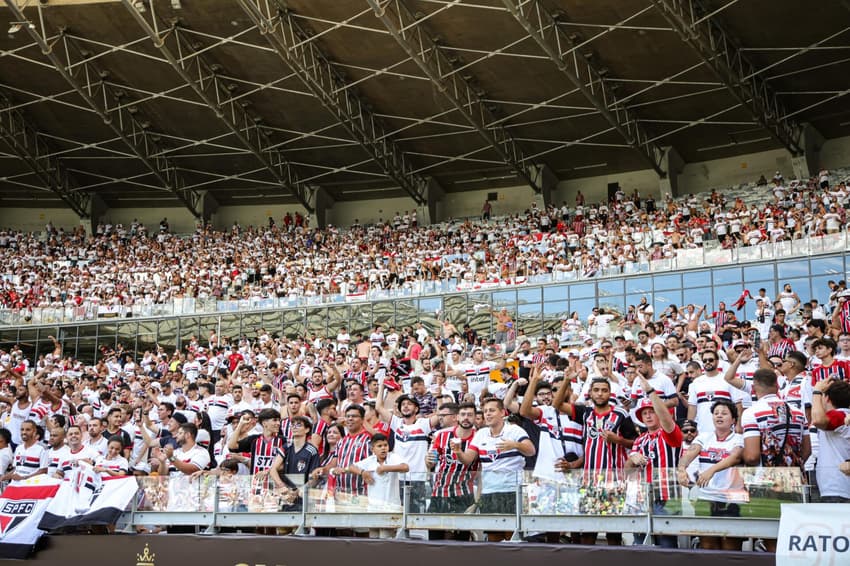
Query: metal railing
1,231,848,328
114,466,815,541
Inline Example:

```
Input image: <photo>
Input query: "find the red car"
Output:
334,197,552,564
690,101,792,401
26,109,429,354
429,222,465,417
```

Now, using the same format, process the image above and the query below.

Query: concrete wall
101,207,198,234
820,134,850,170
213,203,307,229
441,184,540,219
326,196,419,226
0,207,82,233
8,135,850,233
677,147,793,195
553,169,662,205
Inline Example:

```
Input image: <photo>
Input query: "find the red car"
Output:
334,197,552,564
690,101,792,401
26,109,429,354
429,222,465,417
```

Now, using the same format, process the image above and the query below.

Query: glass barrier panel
523,468,647,516
657,466,805,520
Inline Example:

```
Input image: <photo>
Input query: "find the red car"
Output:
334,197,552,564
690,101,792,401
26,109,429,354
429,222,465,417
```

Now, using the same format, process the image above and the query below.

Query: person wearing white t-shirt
349,433,408,537
182,354,202,383
449,347,506,400
809,379,850,501
676,398,745,550
159,423,210,476
375,389,439,512
688,353,744,433
2,420,48,481
454,398,535,540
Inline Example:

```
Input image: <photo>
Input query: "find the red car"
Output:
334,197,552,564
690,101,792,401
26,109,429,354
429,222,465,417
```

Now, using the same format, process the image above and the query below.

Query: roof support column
418,177,445,226
309,186,335,229
791,123,824,180
528,163,558,207
658,146,685,199
200,190,219,225
79,193,107,236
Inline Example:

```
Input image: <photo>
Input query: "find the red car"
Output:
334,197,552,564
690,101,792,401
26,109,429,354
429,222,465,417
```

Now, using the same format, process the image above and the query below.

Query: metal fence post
294,483,309,536
643,478,654,546
509,477,523,542
202,479,219,535
395,482,410,539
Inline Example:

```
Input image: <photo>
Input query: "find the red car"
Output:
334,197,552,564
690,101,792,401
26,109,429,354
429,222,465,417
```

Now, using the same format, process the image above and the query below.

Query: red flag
732,289,751,311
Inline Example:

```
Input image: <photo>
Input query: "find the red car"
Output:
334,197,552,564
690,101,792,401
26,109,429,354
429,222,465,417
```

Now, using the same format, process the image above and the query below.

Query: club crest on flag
0,501,34,536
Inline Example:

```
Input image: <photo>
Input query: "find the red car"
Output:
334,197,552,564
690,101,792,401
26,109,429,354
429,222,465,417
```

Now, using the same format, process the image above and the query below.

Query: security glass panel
777,261,810,280
597,280,624,297
156,320,178,351
683,270,710,289
682,288,713,312
543,284,569,302
517,303,543,338
598,296,625,315
543,301,569,321
199,316,219,347
744,263,776,282
653,273,682,291
712,267,742,286
307,308,327,337
394,300,418,329
491,290,515,308
811,256,844,277
625,277,652,296
117,322,138,355
517,287,541,305
811,276,836,305
350,304,372,339
418,298,442,335
262,311,284,337
284,309,307,339
443,295,468,328
570,282,595,299
137,321,157,356
372,302,394,328
242,313,263,339
179,317,201,350
219,315,240,345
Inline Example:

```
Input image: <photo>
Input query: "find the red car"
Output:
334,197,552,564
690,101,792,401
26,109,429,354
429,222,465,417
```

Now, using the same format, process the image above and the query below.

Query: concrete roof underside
0,0,848,212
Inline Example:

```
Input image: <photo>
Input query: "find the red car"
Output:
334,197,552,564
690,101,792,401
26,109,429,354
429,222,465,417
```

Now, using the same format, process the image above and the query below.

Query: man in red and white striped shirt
804,338,850,414
427,403,479,512
627,376,683,548
331,405,372,496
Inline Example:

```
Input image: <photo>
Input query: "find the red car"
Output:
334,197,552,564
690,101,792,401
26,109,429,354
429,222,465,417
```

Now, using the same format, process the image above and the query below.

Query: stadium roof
1,0,848,215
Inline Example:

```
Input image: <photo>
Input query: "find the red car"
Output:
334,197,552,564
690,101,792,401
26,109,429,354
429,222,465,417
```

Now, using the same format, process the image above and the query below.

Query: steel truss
3,1,204,216
365,0,546,193
502,0,667,176
121,0,320,212
0,91,90,216
649,0,804,154
236,0,431,205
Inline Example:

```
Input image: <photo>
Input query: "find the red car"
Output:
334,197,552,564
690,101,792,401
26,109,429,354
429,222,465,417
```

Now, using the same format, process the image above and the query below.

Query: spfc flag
0,477,62,559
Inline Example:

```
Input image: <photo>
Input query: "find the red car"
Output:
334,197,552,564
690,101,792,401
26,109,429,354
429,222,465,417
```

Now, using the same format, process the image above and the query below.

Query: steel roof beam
365,0,545,193
235,0,431,205
120,1,318,212
649,0,803,154
502,0,666,176
0,92,90,216
3,1,202,216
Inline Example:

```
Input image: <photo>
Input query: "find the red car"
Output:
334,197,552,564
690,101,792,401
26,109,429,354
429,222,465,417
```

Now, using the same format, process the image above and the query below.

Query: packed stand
0,169,848,314
1,277,850,547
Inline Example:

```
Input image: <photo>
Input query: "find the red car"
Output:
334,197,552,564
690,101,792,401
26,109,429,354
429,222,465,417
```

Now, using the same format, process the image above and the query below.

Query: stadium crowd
0,169,846,313
0,269,849,547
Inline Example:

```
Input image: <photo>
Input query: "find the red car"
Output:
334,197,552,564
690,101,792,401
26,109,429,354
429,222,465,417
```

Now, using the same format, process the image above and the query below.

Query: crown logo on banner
136,544,156,566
